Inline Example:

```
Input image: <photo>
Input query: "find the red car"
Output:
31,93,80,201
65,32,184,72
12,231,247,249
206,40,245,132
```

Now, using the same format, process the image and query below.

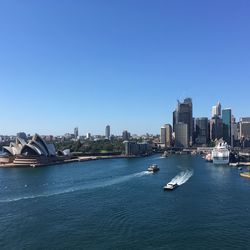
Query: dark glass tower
210,116,223,141
195,118,208,145
222,109,232,145
174,98,193,146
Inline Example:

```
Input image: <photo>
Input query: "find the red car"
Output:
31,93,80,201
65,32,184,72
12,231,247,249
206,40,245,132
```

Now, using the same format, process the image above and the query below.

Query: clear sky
0,0,249,136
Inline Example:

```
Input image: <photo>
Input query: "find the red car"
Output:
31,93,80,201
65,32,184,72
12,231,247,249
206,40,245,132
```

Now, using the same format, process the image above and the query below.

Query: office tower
231,116,238,146
161,124,173,148
122,130,130,141
174,98,193,146
175,123,188,148
210,116,223,141
211,106,217,118
74,127,78,139
105,125,110,140
165,124,172,147
195,118,208,145
222,109,232,145
86,133,91,139
160,126,166,144
173,111,176,132
240,117,250,139
211,102,221,118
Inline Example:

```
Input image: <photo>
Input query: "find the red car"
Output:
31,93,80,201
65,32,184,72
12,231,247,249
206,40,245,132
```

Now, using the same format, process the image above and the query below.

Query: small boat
162,151,168,158
238,167,242,170
163,182,178,190
205,153,212,162
147,164,160,172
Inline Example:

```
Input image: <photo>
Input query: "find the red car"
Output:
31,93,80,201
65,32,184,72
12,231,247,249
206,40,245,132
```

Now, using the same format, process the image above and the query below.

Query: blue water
0,155,249,249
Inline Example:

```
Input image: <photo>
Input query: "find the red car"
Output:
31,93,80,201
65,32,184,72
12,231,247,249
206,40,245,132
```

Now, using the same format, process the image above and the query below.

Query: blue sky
0,0,249,135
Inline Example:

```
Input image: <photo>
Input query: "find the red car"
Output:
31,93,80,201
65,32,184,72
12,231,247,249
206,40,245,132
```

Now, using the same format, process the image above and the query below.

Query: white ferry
212,141,230,165
147,164,160,172
163,182,178,190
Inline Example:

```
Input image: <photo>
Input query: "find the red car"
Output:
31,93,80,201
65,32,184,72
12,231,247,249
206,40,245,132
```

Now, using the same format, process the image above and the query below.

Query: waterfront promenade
0,154,137,168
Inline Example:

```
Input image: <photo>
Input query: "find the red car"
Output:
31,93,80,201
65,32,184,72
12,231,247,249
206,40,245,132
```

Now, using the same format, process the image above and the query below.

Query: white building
211,102,221,118
240,117,250,139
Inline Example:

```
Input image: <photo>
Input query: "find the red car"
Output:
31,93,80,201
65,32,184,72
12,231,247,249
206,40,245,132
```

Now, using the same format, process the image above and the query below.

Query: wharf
229,162,250,167
0,155,134,168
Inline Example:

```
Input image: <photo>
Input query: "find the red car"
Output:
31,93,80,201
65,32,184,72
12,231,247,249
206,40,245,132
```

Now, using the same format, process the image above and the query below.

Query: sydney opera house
0,134,67,167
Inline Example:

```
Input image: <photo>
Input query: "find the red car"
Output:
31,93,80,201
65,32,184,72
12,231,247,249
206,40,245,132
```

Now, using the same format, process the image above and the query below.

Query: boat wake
169,170,193,185
0,171,152,203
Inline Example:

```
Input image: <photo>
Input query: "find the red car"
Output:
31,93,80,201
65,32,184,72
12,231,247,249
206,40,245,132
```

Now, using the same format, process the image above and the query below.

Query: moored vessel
212,141,230,165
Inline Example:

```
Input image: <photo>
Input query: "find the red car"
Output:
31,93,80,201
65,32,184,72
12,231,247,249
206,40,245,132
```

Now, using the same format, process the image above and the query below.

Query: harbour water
0,155,249,249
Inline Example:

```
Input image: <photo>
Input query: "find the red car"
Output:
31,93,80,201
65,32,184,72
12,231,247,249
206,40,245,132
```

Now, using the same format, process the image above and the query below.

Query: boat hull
212,157,229,165
163,183,178,190
212,151,229,165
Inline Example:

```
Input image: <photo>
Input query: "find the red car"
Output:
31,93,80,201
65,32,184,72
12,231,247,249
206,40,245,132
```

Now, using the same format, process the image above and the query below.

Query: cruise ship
212,141,230,165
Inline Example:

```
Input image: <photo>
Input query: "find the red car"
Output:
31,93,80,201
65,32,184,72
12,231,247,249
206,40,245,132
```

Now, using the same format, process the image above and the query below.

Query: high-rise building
105,125,110,140
165,124,172,147
211,102,221,118
210,116,223,141
231,116,239,146
173,110,176,132
74,127,78,139
122,130,130,141
160,126,166,144
240,117,250,139
175,123,188,148
161,124,173,148
86,133,91,139
174,98,193,146
222,109,232,145
195,118,208,145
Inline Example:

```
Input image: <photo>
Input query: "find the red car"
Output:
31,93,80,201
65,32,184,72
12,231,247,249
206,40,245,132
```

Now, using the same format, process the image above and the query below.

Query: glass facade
222,109,232,145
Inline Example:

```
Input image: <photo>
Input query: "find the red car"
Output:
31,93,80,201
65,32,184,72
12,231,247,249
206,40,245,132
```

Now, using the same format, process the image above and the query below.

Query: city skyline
1,99,249,138
0,1,250,135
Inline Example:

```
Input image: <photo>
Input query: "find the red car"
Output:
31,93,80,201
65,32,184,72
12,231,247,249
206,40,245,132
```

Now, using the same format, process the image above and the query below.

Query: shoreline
0,154,145,168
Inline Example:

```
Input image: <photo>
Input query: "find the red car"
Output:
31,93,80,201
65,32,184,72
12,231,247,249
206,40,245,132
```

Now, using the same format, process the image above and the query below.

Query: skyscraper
165,124,172,147
195,118,208,145
105,125,110,140
210,116,223,141
174,98,193,146
74,127,78,139
160,126,166,145
222,109,232,145
231,116,238,146
173,110,176,132
240,117,250,139
175,123,188,148
211,102,221,118
122,130,130,141
160,124,172,148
